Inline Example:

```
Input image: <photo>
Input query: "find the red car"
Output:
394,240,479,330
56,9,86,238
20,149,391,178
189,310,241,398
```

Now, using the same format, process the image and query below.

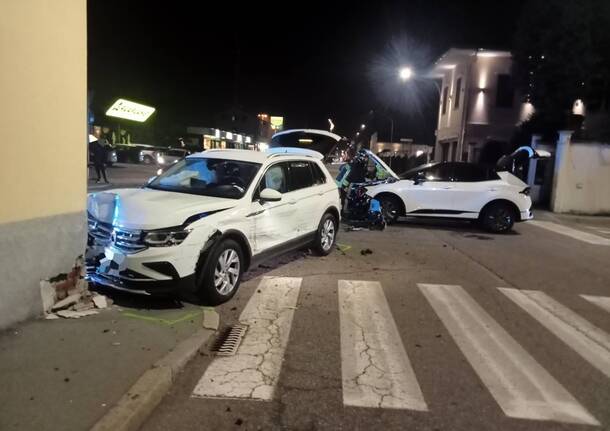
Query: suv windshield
148,158,261,199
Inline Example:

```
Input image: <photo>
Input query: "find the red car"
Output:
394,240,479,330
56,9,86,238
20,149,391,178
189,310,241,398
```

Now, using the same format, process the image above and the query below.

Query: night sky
88,0,525,144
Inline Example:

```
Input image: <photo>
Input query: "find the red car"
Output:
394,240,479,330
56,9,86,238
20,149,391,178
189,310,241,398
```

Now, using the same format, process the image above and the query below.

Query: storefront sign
106,99,155,122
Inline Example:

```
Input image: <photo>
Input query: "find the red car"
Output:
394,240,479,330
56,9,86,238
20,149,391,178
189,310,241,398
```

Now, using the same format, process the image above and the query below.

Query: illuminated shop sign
106,99,156,122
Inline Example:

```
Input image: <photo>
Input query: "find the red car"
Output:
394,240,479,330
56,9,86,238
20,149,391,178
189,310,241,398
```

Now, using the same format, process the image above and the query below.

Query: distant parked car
155,148,190,167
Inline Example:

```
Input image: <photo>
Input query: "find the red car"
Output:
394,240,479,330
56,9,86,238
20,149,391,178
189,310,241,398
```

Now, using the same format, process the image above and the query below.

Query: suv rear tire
196,239,244,305
480,202,516,233
313,213,338,256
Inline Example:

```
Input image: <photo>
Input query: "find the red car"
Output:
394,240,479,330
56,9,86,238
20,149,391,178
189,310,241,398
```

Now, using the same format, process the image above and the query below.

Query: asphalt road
136,215,610,431
87,162,159,192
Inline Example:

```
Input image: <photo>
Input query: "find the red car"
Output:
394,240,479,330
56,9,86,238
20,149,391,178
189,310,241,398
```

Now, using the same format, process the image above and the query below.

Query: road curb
90,328,214,431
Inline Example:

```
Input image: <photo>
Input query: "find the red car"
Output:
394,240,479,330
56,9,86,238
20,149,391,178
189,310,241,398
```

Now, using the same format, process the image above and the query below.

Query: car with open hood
358,147,550,232
86,148,341,303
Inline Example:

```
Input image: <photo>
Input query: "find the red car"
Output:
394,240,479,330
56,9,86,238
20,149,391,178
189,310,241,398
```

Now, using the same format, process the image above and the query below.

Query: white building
432,48,525,164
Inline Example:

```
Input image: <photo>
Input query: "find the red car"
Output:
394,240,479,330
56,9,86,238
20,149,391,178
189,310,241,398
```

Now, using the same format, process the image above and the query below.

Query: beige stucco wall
0,0,87,224
552,137,610,214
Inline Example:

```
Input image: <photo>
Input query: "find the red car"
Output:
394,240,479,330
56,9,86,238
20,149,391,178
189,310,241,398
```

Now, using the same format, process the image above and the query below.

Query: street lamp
399,66,413,81
360,124,366,130
398,66,441,97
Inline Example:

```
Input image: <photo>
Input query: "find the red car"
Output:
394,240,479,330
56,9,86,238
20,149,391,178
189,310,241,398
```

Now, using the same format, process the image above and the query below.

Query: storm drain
211,323,248,356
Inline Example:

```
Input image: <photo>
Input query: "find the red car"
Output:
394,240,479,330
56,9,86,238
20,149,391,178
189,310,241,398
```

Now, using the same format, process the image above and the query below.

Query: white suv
86,148,340,304
362,147,549,232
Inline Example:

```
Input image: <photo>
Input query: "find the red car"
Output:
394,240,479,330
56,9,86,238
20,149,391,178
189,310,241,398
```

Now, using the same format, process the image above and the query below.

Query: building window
442,86,449,115
496,74,514,108
454,78,462,109
441,142,450,162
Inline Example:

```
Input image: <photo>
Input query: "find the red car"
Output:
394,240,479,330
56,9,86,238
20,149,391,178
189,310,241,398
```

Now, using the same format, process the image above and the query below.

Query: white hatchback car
86,148,340,303
364,147,548,232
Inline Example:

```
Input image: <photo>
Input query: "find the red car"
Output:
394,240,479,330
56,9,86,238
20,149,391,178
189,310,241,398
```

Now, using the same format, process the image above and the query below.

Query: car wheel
197,239,244,305
378,195,401,224
480,202,516,233
313,213,338,256
143,155,154,164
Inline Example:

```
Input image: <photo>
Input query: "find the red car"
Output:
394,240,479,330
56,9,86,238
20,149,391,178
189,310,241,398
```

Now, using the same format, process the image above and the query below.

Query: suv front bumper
86,240,200,296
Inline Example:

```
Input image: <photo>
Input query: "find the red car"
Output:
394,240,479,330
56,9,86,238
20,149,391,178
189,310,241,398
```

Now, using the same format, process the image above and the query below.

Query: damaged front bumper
85,238,198,296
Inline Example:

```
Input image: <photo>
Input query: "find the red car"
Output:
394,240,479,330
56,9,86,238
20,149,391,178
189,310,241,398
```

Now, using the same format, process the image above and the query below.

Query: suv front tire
196,239,244,305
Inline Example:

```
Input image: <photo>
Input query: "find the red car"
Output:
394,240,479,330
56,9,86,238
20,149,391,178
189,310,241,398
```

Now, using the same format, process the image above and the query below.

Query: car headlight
143,228,192,247
157,156,165,164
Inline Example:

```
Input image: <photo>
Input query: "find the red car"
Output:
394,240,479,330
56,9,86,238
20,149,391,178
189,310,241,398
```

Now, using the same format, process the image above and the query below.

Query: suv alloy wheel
197,239,244,305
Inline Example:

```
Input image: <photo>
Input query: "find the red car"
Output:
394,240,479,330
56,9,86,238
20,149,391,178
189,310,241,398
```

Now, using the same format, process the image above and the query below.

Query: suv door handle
288,200,297,205
442,186,453,189
488,188,497,192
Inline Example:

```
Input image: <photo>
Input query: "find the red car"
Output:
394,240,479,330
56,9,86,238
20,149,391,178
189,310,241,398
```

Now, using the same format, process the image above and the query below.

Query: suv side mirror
260,188,282,202
413,172,426,185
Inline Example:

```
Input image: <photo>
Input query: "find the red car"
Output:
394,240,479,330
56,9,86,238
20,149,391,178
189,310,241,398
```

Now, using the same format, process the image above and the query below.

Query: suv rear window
288,161,314,191
310,162,327,185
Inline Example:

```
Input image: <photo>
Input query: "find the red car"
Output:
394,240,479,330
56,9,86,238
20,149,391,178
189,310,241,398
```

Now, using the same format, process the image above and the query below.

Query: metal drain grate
211,323,248,356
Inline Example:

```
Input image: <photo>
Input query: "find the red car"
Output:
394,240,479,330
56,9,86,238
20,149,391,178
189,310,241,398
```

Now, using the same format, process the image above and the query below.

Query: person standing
91,139,109,184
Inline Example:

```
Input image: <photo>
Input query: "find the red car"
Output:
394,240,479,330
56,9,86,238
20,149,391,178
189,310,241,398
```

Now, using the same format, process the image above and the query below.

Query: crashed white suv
86,148,340,303
363,147,549,232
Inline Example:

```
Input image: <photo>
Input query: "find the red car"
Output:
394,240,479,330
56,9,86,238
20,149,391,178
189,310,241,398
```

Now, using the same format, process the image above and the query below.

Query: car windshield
147,157,261,199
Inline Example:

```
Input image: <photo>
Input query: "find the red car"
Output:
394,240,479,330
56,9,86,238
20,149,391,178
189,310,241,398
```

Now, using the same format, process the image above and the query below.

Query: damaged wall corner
0,0,87,329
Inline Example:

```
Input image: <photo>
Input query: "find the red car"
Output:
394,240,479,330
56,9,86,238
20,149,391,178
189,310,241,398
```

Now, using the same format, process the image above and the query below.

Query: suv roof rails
266,147,324,160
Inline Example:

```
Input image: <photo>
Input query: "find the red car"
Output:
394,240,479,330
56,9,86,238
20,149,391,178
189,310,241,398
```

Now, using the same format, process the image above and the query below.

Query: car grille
87,215,147,254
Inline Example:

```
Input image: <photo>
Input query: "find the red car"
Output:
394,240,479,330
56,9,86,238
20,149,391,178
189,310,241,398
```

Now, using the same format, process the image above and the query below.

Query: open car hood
364,149,400,180
496,146,551,172
270,129,343,159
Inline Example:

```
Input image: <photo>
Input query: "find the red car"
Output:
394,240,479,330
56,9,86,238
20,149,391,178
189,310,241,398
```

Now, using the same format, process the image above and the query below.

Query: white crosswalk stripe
190,277,607,426
581,294,610,314
192,276,302,400
419,283,599,426
529,220,610,245
338,280,427,410
500,288,610,380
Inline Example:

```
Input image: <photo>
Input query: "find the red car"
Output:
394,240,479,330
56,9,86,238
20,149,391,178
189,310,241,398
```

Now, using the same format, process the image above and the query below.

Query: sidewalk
0,289,211,431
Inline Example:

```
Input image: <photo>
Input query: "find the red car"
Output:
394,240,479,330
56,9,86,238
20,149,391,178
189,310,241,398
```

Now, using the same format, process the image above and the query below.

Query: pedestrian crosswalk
529,220,610,246
192,276,610,427
338,280,427,411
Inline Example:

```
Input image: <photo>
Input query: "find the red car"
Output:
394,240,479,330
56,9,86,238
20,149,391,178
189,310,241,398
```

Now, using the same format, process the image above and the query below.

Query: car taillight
520,187,531,196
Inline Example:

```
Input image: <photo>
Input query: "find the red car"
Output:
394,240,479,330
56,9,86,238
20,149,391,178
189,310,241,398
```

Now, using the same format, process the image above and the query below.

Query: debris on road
56,310,99,319
92,295,108,309
202,308,220,330
40,256,112,320
51,293,81,311
360,248,374,255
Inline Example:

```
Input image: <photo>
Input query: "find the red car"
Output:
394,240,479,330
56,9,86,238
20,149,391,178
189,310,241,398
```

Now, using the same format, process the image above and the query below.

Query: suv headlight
143,228,192,247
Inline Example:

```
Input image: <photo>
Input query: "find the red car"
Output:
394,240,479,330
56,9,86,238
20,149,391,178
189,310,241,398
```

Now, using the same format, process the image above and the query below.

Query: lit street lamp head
399,67,413,81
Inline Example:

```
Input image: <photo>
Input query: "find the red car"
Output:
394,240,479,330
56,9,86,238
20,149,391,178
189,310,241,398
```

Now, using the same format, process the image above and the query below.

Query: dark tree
513,0,610,137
